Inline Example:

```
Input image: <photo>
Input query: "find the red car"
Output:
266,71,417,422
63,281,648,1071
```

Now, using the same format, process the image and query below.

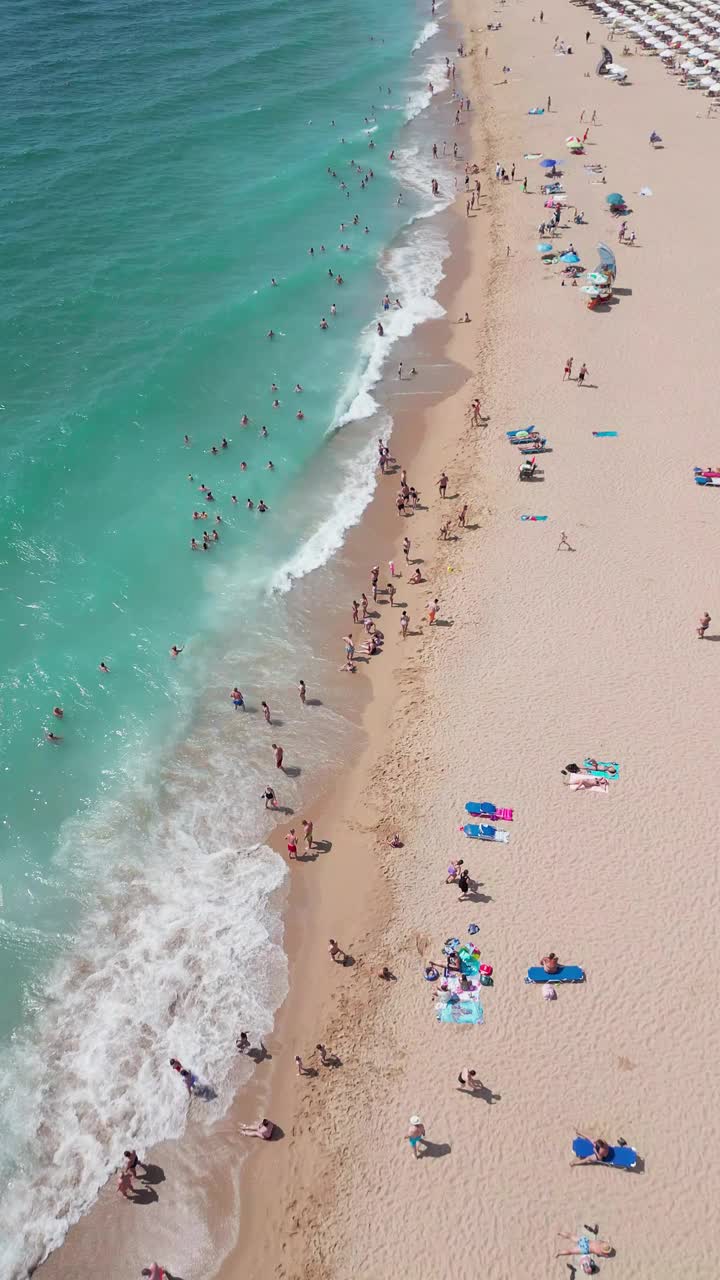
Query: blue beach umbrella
559,251,581,264
539,158,558,167
605,192,624,204
536,242,553,253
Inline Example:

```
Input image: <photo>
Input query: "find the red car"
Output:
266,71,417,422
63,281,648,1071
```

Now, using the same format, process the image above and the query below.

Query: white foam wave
412,20,439,51
405,56,449,121
0,757,290,1278
268,432,383,594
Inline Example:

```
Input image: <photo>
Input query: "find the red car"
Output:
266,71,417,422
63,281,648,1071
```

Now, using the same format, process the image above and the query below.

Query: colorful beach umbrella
539,158,558,167
560,251,581,263
606,192,624,204
586,271,609,284
536,242,553,252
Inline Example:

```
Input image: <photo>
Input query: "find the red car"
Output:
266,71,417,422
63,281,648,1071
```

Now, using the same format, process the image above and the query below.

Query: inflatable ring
424,969,439,981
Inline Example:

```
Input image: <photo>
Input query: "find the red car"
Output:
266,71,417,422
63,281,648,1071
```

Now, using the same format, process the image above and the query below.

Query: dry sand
38,1,720,1278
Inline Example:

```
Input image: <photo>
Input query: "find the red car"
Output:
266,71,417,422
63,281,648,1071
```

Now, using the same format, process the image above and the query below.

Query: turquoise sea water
0,0,455,1272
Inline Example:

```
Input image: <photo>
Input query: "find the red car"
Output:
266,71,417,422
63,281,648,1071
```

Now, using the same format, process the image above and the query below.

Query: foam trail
412,20,439,51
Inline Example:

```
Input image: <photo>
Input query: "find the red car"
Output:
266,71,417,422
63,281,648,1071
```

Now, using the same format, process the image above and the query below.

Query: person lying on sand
541,952,560,974
556,1232,612,1259
570,1132,614,1165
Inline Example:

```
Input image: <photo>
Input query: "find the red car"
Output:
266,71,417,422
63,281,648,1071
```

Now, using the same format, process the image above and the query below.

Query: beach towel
465,802,513,821
572,1137,637,1168
568,776,609,792
583,758,619,779
524,152,543,159
521,515,548,522
526,965,585,984
592,431,618,437
507,428,537,439
461,823,509,842
436,997,484,1024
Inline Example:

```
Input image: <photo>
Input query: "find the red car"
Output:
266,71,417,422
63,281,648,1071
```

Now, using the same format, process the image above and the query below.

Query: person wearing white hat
407,1116,427,1158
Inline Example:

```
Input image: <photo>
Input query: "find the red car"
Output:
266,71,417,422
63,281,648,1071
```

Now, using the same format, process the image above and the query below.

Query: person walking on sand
272,743,284,770
457,1068,483,1093
437,471,448,498
406,1116,427,1159
403,536,411,563
547,95,551,112
328,938,347,964
522,175,527,193
428,598,439,625
557,531,575,551
361,593,369,619
287,828,298,859
117,1168,135,1198
400,610,410,639
316,1042,333,1066
577,362,589,386
302,818,314,850
386,581,396,606
563,355,573,380
698,611,711,638
457,503,468,527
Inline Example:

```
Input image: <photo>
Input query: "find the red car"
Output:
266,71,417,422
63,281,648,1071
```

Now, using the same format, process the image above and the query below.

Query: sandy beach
38,0,720,1277
221,1,720,1276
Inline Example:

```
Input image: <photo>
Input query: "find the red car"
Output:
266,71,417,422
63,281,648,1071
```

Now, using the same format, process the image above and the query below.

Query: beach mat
526,965,585,984
592,431,618,437
572,1137,637,1168
520,515,548,522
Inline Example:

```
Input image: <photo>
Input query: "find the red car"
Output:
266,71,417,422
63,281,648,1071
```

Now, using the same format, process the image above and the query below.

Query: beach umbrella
587,271,609,283
597,241,617,275
606,192,625,204
539,158,558,167
536,242,554,253
581,285,602,297
559,251,581,263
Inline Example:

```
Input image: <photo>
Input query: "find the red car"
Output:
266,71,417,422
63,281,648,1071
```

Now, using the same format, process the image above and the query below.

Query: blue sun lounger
526,965,585,984
461,823,509,843
572,1137,637,1168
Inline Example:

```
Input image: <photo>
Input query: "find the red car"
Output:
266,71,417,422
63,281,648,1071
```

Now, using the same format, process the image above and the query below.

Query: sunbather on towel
569,776,609,791
570,1131,614,1166
541,952,560,974
556,1233,612,1259
446,951,462,972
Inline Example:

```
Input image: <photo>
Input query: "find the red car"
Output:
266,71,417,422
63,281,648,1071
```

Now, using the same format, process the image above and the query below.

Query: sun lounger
592,431,618,437
572,1137,637,1168
695,474,720,486
520,515,548,521
582,758,619,779
466,802,513,821
526,965,585,984
461,823,509,843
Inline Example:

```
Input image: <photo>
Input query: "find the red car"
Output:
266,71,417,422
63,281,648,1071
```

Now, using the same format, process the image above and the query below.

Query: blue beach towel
436,998,484,1024
526,965,585,984
572,1137,637,1168
592,431,618,437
